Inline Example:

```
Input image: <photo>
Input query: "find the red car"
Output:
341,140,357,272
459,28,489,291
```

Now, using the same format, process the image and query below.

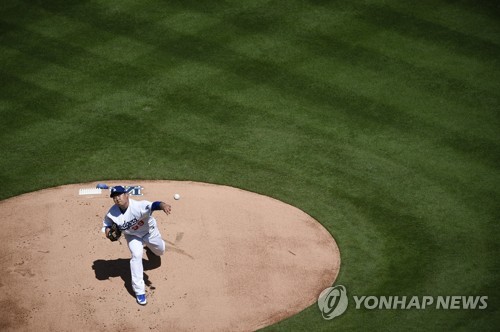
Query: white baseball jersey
103,199,158,238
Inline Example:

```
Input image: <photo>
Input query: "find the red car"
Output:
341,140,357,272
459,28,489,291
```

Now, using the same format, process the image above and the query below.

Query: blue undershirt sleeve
151,201,162,211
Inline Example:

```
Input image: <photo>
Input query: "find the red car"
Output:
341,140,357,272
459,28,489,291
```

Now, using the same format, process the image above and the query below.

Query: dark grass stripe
1,22,150,91
299,31,499,110
0,71,71,129
357,4,500,61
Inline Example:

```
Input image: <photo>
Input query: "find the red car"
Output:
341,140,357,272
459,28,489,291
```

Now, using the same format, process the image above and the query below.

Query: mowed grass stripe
1,23,155,97
361,30,500,96
298,25,499,111
377,1,500,47
357,3,500,62
294,52,499,170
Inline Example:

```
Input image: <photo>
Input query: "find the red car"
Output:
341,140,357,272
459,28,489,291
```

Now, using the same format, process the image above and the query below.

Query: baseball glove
107,223,122,242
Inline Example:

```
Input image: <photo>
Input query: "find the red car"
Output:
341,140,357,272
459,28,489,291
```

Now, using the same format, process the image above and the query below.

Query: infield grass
1,0,499,331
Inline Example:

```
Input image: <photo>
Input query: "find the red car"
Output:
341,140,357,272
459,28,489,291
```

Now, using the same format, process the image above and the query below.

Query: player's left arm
151,201,171,215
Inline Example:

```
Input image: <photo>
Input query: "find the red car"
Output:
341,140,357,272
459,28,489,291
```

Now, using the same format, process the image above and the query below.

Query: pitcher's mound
0,181,340,331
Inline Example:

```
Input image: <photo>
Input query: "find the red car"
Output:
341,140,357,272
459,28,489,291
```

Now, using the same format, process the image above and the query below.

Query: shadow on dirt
92,248,162,297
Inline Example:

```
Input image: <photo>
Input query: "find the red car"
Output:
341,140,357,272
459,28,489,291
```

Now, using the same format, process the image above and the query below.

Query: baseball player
103,185,171,305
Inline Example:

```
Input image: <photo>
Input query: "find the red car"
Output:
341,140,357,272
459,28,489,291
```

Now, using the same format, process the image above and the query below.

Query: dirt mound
0,181,340,331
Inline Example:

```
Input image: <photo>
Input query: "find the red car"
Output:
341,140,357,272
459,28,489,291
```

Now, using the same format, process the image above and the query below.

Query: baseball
174,193,181,200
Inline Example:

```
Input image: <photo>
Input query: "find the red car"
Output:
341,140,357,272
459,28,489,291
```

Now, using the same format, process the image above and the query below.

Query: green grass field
1,0,498,330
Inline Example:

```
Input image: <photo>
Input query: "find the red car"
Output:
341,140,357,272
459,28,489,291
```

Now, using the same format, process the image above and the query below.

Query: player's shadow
92,249,162,297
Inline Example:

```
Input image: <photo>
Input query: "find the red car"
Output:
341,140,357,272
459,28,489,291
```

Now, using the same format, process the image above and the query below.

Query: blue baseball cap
110,186,127,197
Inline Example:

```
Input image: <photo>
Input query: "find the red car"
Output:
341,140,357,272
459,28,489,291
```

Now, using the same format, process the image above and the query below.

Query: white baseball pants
126,231,165,295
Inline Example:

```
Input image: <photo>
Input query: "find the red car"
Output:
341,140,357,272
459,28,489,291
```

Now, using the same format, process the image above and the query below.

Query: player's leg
145,230,165,257
127,236,146,297
143,232,165,270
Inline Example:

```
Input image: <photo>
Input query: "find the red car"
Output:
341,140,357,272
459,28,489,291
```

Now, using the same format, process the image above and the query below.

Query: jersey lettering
131,220,145,230
121,218,145,230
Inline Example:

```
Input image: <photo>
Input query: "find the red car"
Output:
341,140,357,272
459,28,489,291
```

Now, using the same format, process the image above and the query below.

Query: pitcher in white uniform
103,185,172,305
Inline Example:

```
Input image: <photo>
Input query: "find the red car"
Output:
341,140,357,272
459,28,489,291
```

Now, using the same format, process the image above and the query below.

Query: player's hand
162,202,172,215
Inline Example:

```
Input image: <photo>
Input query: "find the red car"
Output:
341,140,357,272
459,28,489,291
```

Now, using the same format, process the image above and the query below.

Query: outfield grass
1,1,499,331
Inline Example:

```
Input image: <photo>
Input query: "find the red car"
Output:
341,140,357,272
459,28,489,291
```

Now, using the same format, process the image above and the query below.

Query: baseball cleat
136,294,147,305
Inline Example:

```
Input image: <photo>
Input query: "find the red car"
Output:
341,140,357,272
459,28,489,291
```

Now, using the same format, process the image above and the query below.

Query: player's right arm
151,201,172,215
